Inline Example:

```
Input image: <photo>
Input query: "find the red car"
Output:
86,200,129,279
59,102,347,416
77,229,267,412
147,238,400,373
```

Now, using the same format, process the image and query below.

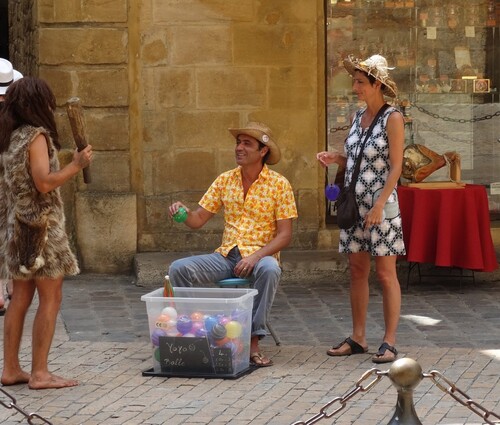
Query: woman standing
0,77,93,388
0,58,23,315
317,54,405,363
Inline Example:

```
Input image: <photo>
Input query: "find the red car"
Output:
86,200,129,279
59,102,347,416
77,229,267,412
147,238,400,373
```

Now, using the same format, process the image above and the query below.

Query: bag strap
347,103,390,189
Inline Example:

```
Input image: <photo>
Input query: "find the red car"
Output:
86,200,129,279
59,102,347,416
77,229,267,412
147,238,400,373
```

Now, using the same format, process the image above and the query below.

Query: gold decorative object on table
473,78,490,93
401,144,464,189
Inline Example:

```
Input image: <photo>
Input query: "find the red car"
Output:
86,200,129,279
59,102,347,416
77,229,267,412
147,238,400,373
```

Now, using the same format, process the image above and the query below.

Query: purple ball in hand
325,184,340,201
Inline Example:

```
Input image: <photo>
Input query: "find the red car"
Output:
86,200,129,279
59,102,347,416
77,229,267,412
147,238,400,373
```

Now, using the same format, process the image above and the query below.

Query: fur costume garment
0,125,79,279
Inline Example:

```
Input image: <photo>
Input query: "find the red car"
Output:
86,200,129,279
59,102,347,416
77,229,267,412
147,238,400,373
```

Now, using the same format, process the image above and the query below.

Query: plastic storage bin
141,287,257,378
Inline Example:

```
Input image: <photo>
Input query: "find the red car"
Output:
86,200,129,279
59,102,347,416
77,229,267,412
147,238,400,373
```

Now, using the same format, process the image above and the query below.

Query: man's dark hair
258,141,271,164
0,77,59,153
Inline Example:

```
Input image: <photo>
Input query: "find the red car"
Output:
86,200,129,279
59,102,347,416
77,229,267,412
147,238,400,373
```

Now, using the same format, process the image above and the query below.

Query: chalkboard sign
212,347,233,374
158,336,233,375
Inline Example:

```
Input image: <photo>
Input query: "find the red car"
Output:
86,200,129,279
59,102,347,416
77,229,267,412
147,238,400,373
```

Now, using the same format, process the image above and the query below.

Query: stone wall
8,0,37,76
7,0,329,272
137,0,326,253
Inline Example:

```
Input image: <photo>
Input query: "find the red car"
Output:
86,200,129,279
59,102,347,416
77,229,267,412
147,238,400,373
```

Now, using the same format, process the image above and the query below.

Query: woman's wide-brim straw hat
228,121,281,165
343,54,398,98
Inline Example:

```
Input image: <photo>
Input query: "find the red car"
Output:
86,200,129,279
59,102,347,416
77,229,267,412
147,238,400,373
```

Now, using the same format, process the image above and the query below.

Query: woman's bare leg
327,252,371,355
1,279,35,385
374,255,401,347
348,252,371,347
28,277,78,389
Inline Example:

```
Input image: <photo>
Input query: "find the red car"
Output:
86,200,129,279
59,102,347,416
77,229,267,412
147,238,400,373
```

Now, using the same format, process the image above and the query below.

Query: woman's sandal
250,352,273,367
327,337,368,357
372,342,398,364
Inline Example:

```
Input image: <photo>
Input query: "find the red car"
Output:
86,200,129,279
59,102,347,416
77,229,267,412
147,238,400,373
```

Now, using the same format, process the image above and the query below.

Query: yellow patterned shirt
199,165,298,259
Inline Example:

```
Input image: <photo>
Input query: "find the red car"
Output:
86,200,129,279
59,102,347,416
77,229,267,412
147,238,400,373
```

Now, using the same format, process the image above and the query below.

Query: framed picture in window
473,78,490,93
450,79,466,93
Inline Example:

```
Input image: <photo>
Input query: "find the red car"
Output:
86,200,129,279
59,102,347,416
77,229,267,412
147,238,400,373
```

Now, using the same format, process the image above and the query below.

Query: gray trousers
168,247,281,338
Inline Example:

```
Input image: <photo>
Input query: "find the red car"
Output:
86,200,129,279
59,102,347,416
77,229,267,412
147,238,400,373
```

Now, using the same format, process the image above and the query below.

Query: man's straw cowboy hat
228,122,281,165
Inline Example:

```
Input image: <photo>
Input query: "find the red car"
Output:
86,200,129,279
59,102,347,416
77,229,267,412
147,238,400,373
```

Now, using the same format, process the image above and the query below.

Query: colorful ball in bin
155,314,171,329
195,327,208,338
210,323,227,340
191,321,204,334
224,341,238,355
234,340,245,354
151,328,167,346
225,320,242,339
176,315,193,334
166,327,181,337
204,316,218,333
190,311,204,322
218,315,231,326
161,306,178,320
215,336,230,347
154,347,161,362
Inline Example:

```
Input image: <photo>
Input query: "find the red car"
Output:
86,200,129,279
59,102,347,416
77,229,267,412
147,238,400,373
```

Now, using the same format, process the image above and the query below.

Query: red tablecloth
398,184,498,272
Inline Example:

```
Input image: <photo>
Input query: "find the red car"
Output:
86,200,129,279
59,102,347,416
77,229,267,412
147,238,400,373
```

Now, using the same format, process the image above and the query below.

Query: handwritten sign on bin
158,336,233,375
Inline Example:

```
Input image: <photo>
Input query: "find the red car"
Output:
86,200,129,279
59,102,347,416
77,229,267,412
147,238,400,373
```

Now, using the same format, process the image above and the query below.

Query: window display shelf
325,0,500,217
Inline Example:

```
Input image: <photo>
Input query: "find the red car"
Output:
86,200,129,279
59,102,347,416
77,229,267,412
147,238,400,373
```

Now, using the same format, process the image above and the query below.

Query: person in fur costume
0,77,93,389
0,58,22,315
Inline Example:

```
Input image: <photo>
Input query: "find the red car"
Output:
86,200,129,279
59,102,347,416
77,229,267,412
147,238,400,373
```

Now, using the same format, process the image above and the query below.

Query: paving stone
0,268,499,424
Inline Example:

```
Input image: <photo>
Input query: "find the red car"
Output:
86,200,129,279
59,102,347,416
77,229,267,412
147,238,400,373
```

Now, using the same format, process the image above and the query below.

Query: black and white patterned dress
339,106,406,256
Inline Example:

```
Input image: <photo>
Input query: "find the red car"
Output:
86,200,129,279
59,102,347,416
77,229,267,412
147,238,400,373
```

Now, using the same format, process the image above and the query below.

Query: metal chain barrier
292,368,386,424
410,102,500,123
0,388,53,425
409,101,500,144
329,124,350,134
292,359,500,425
327,102,500,134
424,370,500,425
414,119,474,145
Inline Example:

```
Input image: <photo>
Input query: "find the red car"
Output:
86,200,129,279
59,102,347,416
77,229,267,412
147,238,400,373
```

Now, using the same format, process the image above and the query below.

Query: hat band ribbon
0,79,14,87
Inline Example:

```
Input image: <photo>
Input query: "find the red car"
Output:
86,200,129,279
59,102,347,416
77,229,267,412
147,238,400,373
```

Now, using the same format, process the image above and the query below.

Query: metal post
386,358,424,425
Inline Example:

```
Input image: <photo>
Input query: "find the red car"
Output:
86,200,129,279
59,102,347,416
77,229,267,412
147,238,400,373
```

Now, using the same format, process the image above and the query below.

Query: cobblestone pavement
1,271,499,424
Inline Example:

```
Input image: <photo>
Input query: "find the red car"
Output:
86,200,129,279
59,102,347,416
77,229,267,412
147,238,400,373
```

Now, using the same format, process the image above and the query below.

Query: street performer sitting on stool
167,122,298,367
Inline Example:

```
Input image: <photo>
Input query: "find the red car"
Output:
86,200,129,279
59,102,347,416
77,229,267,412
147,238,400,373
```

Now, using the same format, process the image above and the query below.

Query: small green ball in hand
173,207,188,223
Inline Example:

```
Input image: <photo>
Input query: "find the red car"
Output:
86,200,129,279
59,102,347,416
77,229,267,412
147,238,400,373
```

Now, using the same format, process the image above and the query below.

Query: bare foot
1,370,31,386
28,373,78,390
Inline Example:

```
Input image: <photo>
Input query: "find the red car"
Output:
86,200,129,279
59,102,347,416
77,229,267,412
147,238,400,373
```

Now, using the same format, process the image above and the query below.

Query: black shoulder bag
336,104,390,229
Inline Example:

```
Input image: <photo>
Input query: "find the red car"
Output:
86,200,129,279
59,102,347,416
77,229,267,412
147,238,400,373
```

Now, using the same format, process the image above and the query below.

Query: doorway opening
0,0,9,59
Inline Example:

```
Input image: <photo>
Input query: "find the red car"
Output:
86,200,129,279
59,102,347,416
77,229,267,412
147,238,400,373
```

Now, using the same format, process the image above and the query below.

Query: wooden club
66,97,91,184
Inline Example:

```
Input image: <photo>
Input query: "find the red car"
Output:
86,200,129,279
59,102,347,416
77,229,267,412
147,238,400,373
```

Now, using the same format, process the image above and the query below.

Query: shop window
326,0,500,219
